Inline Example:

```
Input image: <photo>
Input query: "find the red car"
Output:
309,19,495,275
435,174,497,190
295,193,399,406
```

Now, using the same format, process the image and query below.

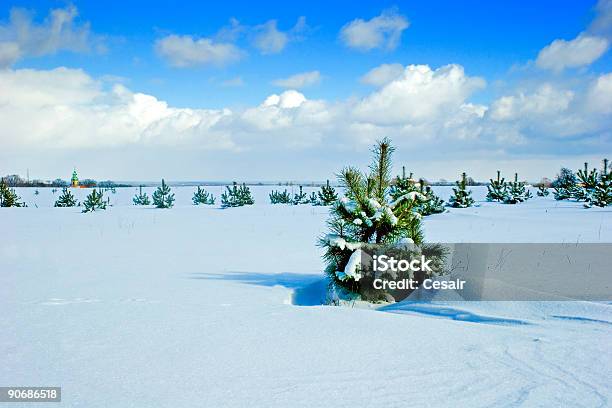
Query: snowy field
1,186,611,407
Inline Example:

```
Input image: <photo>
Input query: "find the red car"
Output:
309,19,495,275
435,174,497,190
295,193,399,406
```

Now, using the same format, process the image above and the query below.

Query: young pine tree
586,159,612,208
575,162,598,202
192,186,215,205
537,184,549,197
486,171,509,202
238,183,254,206
449,172,475,208
132,186,151,205
269,189,292,204
54,187,78,207
504,173,529,204
0,179,25,207
552,167,578,200
317,180,338,206
81,189,107,213
416,180,445,215
320,138,424,296
308,192,319,205
152,179,175,208
221,182,254,208
390,167,417,199
292,186,308,205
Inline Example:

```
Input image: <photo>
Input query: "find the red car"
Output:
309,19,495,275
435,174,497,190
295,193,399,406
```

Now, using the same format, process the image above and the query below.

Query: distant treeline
1,173,489,188
0,174,131,188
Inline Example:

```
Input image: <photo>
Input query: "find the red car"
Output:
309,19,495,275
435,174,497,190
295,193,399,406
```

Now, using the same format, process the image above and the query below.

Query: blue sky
1,0,611,181
8,0,605,106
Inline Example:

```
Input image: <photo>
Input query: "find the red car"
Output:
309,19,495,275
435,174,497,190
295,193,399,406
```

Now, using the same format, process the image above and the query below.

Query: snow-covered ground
1,186,611,407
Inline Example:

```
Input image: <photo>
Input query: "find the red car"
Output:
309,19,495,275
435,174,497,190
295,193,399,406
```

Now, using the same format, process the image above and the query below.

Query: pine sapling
269,189,291,204
504,173,529,204
292,186,308,205
0,179,25,207
587,159,612,208
82,189,107,213
132,186,151,205
486,171,508,202
449,172,475,208
221,182,254,207
537,184,549,196
320,138,425,299
416,180,445,215
54,187,78,207
390,167,417,200
308,192,319,205
317,180,338,205
575,162,598,202
152,179,175,208
552,167,578,200
192,186,215,205
238,183,254,206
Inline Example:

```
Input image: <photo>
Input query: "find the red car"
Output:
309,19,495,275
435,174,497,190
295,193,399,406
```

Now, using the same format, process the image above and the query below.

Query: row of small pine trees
486,171,532,204
7,161,611,212
549,159,611,208
269,181,338,206
51,180,257,212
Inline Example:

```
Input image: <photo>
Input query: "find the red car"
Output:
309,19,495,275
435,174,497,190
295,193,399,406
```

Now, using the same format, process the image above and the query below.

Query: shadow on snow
187,271,329,306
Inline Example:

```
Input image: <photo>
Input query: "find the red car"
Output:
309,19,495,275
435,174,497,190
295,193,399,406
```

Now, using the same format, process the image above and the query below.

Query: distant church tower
71,169,79,187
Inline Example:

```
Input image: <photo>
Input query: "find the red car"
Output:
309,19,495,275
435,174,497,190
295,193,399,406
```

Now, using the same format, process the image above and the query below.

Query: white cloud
1,65,609,167
252,20,288,54
589,0,612,37
360,63,404,86
272,71,321,88
0,67,234,150
251,17,309,55
586,72,612,114
0,41,20,67
340,9,409,51
157,16,308,66
488,84,574,121
261,90,307,108
536,33,609,71
354,64,486,125
0,5,99,67
155,35,244,67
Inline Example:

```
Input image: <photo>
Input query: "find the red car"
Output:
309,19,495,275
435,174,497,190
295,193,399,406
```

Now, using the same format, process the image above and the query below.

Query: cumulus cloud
0,5,100,67
272,71,321,88
155,35,244,67
0,67,234,150
360,63,404,86
488,84,574,121
536,34,609,71
1,65,609,163
586,72,612,114
340,9,409,51
535,1,612,72
354,64,486,125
